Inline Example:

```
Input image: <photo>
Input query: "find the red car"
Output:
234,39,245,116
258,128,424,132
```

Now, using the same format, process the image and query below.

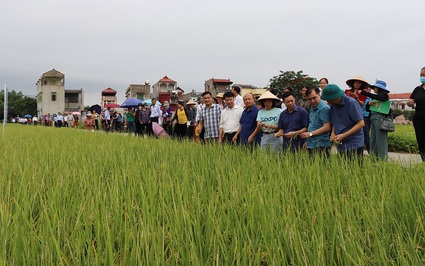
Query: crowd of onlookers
16,67,425,162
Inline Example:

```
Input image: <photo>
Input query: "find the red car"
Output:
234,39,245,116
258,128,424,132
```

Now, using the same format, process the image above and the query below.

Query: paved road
387,152,422,166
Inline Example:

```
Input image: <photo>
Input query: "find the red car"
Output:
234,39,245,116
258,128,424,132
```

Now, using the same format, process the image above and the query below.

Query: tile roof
389,93,411,99
212,78,233,84
42,68,64,78
158,75,176,83
102,87,117,95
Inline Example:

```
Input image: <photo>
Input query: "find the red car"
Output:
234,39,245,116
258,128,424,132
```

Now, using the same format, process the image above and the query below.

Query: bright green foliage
0,125,425,264
0,90,37,120
269,70,319,99
389,125,418,153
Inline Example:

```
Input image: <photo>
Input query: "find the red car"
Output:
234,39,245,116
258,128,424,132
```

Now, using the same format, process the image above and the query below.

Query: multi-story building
152,75,183,104
101,88,118,107
36,69,84,116
232,84,266,98
204,78,233,97
125,83,151,100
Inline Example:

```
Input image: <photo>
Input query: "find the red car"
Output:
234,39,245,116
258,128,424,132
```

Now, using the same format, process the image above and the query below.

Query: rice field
1,124,425,264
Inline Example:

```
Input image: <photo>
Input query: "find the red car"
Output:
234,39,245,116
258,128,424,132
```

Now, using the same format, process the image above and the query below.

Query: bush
388,124,418,153
402,110,414,121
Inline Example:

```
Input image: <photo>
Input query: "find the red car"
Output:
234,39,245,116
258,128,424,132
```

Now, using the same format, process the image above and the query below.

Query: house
389,93,413,111
182,90,203,103
152,75,183,104
125,83,151,100
36,69,84,116
204,78,233,96
101,88,117,108
232,84,266,98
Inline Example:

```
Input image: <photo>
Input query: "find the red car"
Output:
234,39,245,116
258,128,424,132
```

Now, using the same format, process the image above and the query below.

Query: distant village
35,69,268,117
35,68,412,118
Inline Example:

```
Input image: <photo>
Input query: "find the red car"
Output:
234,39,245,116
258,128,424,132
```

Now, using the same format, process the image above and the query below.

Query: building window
51,79,56,85
44,80,47,85
137,94,145,100
51,92,57,101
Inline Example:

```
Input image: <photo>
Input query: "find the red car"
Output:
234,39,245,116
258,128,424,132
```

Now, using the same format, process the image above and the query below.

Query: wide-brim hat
87,111,92,116
186,99,197,105
163,101,169,106
216,92,224,98
346,75,369,88
370,80,389,93
321,84,345,101
257,91,279,102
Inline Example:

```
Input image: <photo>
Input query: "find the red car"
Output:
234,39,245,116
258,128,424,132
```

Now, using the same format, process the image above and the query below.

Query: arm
249,122,262,143
285,127,308,138
407,98,415,107
232,125,241,143
361,91,389,101
218,128,224,144
333,119,364,143
301,122,331,139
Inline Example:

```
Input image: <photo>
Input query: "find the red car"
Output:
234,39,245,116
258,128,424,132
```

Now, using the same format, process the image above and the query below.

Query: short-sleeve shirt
201,104,221,139
307,100,331,149
410,86,425,114
329,95,364,151
278,106,309,150
239,105,260,144
126,112,135,122
256,107,282,133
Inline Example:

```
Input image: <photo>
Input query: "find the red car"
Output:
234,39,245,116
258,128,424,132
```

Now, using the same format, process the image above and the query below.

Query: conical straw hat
257,91,279,101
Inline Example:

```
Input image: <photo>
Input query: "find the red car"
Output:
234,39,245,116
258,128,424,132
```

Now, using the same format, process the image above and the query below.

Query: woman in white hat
253,91,283,152
361,80,391,160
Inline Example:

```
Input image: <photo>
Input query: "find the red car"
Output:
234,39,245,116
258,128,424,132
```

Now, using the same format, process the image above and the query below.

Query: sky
1,0,425,106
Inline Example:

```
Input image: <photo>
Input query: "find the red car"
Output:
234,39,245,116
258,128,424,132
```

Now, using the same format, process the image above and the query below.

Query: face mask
420,77,425,84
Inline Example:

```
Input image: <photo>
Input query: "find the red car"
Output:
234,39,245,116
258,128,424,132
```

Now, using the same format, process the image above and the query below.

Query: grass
0,124,424,264
388,124,418,153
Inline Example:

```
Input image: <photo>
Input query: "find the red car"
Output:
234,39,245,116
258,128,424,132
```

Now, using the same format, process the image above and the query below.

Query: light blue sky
1,0,425,105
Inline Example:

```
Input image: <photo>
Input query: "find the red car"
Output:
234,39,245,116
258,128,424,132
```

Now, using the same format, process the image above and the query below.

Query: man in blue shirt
321,84,365,159
275,91,309,152
233,93,260,146
300,87,331,157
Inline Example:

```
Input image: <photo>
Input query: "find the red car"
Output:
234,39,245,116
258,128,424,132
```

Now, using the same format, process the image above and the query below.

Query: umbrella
143,99,162,106
105,103,121,108
88,104,101,114
72,111,81,115
152,122,169,138
24,114,32,118
121,98,143,108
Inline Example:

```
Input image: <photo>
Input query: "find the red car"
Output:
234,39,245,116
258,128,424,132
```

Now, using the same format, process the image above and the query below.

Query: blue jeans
260,133,282,153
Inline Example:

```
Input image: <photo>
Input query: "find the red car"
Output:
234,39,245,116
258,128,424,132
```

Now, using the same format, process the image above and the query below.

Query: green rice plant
0,124,424,264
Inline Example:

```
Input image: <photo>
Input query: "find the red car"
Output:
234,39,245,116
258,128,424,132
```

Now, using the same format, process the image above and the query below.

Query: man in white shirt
232,87,244,108
219,91,243,144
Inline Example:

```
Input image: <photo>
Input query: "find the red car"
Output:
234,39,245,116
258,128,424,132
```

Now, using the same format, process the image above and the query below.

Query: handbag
380,117,395,132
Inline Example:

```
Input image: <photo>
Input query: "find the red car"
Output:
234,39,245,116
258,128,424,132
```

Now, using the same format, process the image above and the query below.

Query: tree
0,90,37,120
269,70,319,99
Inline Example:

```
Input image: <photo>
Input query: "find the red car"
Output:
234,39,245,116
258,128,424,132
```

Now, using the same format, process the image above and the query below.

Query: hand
300,132,310,139
331,134,345,144
232,135,238,143
369,101,379,107
283,132,296,139
407,98,415,105
197,127,202,134
248,135,254,143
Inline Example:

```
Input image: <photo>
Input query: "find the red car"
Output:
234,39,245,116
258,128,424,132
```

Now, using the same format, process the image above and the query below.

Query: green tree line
0,90,37,121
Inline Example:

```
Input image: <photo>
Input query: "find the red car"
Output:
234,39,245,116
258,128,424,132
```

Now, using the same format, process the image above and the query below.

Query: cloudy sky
1,0,425,106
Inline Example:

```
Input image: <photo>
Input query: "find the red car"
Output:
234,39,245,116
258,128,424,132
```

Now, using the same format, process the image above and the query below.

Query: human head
369,80,389,93
202,91,213,106
346,76,369,90
177,100,184,108
232,87,241,96
420,67,425,84
258,91,279,109
138,103,143,109
152,98,157,105
282,91,296,111
319,78,329,89
306,87,321,108
321,84,345,104
163,101,169,107
223,91,235,109
243,93,255,109
216,93,224,103
301,87,307,97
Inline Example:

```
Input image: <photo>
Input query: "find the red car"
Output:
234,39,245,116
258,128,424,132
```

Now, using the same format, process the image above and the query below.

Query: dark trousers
138,123,149,136
94,119,99,130
308,146,331,158
339,147,364,161
223,132,237,144
174,123,187,139
187,125,196,139
413,113,425,161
